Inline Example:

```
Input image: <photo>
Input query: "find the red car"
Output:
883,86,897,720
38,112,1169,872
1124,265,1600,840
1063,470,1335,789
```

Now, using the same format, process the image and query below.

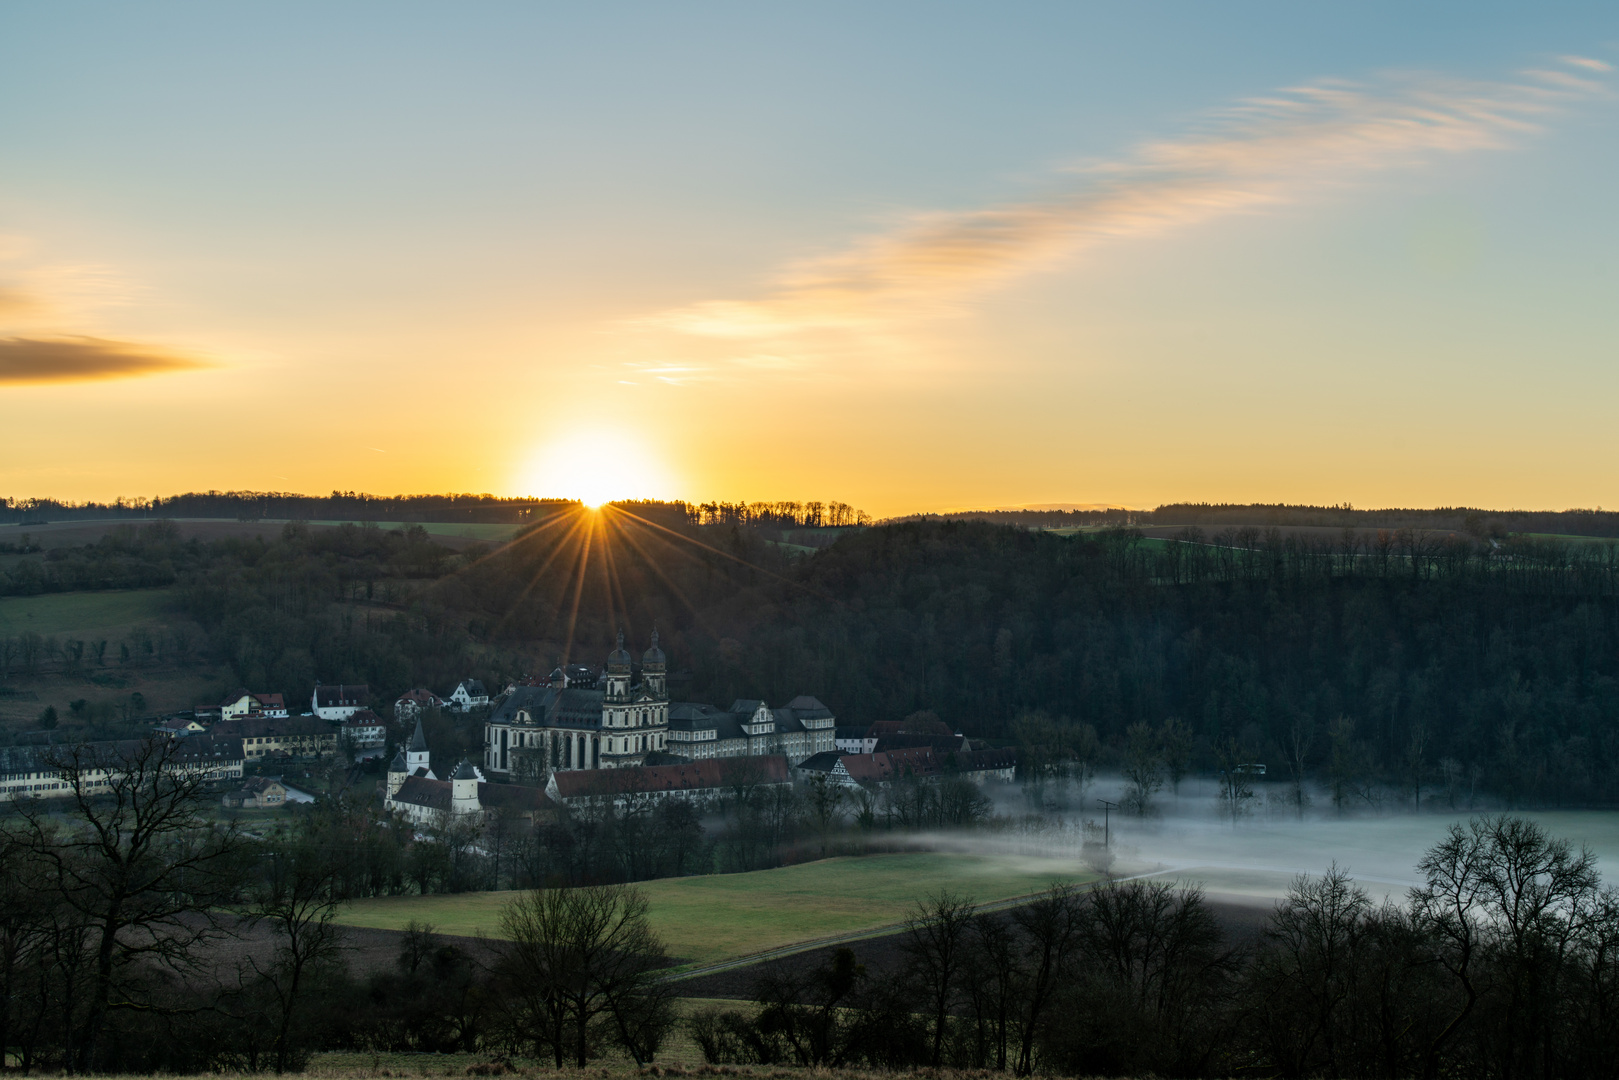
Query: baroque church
483,630,836,778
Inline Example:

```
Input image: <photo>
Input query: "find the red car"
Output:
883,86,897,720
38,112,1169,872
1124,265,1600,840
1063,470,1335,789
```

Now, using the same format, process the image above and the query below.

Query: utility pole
1097,798,1119,847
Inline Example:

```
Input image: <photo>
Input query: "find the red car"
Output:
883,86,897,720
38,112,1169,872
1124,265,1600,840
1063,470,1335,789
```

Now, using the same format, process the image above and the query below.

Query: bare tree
902,890,977,1065
800,773,846,857
1159,716,1194,797
1121,721,1164,816
1,737,248,1071
1285,719,1314,819
1009,883,1086,1076
495,884,674,1067
238,830,350,1072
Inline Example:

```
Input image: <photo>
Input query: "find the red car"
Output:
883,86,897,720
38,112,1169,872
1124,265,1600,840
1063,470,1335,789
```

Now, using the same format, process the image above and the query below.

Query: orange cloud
0,336,210,385
653,57,1610,340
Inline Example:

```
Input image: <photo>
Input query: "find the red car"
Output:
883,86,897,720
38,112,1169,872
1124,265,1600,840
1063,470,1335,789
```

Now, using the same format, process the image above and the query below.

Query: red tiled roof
552,755,789,799
839,747,941,782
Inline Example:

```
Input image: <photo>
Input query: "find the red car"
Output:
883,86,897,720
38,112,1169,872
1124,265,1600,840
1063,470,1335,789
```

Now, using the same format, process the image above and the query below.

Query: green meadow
336,851,1092,966
0,589,175,638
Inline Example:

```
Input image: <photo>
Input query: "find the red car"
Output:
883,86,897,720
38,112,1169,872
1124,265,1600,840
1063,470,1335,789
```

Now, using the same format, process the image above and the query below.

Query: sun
520,428,675,507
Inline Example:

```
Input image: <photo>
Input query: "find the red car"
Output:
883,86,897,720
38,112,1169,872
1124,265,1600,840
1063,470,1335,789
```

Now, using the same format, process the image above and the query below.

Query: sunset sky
2,3,1617,518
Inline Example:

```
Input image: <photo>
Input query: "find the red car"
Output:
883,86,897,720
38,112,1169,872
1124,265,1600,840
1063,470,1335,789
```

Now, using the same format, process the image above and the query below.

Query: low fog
919,773,1619,909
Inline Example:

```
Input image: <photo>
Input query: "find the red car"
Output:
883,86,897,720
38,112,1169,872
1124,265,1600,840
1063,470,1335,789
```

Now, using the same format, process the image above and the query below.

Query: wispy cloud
0,337,210,385
0,241,216,386
651,57,1610,342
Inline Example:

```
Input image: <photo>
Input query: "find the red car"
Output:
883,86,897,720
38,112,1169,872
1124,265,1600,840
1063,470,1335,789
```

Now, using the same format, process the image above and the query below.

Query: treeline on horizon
900,501,1619,537
7,513,1619,806
0,492,869,529
7,490,1619,537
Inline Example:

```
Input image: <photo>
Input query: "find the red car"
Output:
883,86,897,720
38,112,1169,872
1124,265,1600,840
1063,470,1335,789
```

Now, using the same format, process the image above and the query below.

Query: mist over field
935,775,1619,906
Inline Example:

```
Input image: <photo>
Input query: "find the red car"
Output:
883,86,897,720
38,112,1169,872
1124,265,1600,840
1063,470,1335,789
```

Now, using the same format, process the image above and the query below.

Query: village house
230,716,339,760
445,679,489,712
221,691,288,722
393,688,443,719
222,776,287,808
312,683,370,721
340,708,388,751
155,715,208,738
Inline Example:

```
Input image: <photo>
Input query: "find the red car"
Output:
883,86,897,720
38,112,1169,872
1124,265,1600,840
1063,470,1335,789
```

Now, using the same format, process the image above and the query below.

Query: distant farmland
336,851,1093,967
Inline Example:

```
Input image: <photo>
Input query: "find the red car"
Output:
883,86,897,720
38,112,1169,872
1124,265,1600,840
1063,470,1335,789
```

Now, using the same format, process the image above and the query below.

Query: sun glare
521,429,675,507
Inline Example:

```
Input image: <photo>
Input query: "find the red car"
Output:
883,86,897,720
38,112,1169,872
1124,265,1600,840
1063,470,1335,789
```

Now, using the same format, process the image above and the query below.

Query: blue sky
2,3,1616,513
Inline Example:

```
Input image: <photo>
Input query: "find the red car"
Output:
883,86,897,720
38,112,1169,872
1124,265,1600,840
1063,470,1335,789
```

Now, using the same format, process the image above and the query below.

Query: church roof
392,775,451,810
408,718,429,752
491,685,554,724
388,750,408,773
450,760,480,780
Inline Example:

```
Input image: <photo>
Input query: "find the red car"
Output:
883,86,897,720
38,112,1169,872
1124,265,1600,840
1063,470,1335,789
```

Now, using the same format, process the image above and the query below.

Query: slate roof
794,750,844,773
393,775,451,811
956,746,1018,772
0,736,243,776
455,679,488,697
408,718,429,752
475,782,554,813
343,709,385,729
491,685,556,725
784,695,832,717
227,716,333,739
313,684,370,708
174,734,246,764
551,755,789,799
450,760,480,780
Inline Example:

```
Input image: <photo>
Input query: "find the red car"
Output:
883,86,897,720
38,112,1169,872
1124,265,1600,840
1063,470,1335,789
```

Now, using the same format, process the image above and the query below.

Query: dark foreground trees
693,815,1619,1080
0,738,248,1072
489,883,677,1067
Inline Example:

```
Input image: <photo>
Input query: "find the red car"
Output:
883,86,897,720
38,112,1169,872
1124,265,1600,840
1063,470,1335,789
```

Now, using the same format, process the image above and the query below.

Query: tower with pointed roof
405,717,432,775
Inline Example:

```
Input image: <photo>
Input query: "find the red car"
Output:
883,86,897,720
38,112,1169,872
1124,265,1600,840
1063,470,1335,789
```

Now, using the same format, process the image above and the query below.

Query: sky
2,2,1617,518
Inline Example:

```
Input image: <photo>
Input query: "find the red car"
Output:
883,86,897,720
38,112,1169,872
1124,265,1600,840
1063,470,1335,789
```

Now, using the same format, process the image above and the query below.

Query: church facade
482,631,836,778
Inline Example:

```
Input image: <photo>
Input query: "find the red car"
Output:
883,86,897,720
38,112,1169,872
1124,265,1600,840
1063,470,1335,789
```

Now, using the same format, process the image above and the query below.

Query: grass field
337,852,1092,966
0,588,175,637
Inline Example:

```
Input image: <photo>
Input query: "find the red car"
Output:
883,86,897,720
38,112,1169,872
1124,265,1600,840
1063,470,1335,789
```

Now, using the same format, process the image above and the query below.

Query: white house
446,679,489,713
312,683,369,721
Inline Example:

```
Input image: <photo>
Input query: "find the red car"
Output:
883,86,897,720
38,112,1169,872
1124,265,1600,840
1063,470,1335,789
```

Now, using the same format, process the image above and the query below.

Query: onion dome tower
642,628,667,698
